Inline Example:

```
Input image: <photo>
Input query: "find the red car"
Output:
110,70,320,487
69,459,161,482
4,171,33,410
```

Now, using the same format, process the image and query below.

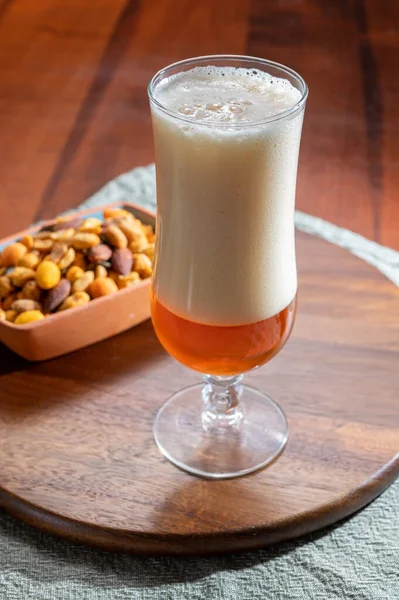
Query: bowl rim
0,201,155,330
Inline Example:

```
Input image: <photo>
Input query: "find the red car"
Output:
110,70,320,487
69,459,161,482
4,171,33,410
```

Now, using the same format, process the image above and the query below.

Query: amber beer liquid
151,292,296,375
150,65,304,376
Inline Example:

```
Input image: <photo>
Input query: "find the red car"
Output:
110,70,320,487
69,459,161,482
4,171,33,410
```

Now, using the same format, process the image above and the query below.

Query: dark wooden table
0,0,398,249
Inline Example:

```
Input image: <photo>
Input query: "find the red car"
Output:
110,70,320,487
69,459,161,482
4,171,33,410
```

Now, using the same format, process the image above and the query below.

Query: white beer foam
155,66,302,125
151,66,304,325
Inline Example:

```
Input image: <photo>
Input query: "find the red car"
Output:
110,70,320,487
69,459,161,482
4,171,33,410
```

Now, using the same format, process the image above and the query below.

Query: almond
88,244,112,263
43,279,71,312
53,217,82,231
111,248,133,276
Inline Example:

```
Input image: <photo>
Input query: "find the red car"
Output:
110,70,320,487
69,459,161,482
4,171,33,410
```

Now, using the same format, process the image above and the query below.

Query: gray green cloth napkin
0,165,398,600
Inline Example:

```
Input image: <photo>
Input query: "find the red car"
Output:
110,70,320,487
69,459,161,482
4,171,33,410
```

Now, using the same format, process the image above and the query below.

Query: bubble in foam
206,101,223,111
178,105,196,116
228,105,243,114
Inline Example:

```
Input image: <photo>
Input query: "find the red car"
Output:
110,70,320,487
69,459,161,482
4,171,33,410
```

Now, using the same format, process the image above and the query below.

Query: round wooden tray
0,232,398,555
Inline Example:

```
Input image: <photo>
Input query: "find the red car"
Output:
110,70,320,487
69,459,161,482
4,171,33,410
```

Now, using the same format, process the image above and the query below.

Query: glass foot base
153,382,289,479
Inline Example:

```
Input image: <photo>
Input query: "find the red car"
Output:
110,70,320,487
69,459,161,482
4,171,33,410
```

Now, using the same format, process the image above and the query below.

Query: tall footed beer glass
148,56,307,479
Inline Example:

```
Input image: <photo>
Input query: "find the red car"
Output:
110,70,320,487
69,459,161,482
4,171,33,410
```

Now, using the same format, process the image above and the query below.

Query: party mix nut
0,207,155,324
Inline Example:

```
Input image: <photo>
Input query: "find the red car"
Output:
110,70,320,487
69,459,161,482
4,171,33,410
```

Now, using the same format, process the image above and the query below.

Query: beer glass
148,55,307,479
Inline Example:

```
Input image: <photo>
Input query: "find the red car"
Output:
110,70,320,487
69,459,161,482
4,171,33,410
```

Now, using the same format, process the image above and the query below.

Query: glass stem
202,375,244,432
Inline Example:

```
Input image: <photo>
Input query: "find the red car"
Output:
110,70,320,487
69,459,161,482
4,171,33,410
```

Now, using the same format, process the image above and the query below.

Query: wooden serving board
0,232,398,555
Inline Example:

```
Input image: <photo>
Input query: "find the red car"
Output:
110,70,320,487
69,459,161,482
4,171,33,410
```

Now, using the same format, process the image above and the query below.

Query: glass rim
148,54,308,128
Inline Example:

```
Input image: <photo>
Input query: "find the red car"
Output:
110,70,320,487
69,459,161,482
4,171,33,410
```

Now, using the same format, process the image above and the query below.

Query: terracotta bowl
0,202,155,361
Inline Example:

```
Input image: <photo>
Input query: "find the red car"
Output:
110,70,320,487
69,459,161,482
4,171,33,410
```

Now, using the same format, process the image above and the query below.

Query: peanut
72,270,95,293
14,310,45,325
71,233,101,250
33,238,54,252
0,276,13,298
17,252,40,269
88,277,118,298
142,224,156,243
36,261,61,290
10,267,36,287
0,308,5,321
66,266,85,283
78,217,102,235
103,207,133,221
104,225,128,249
142,243,155,261
3,293,18,310
116,218,143,243
20,234,34,250
34,230,53,239
95,265,107,278
133,253,152,279
52,228,75,242
58,247,75,270
115,271,141,289
128,233,148,253
5,310,17,323
58,291,90,311
21,280,42,302
45,242,69,264
1,242,27,267
11,299,42,314
71,252,86,270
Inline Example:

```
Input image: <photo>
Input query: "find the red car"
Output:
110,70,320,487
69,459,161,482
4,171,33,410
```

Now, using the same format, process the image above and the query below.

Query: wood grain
0,0,398,249
0,233,398,555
